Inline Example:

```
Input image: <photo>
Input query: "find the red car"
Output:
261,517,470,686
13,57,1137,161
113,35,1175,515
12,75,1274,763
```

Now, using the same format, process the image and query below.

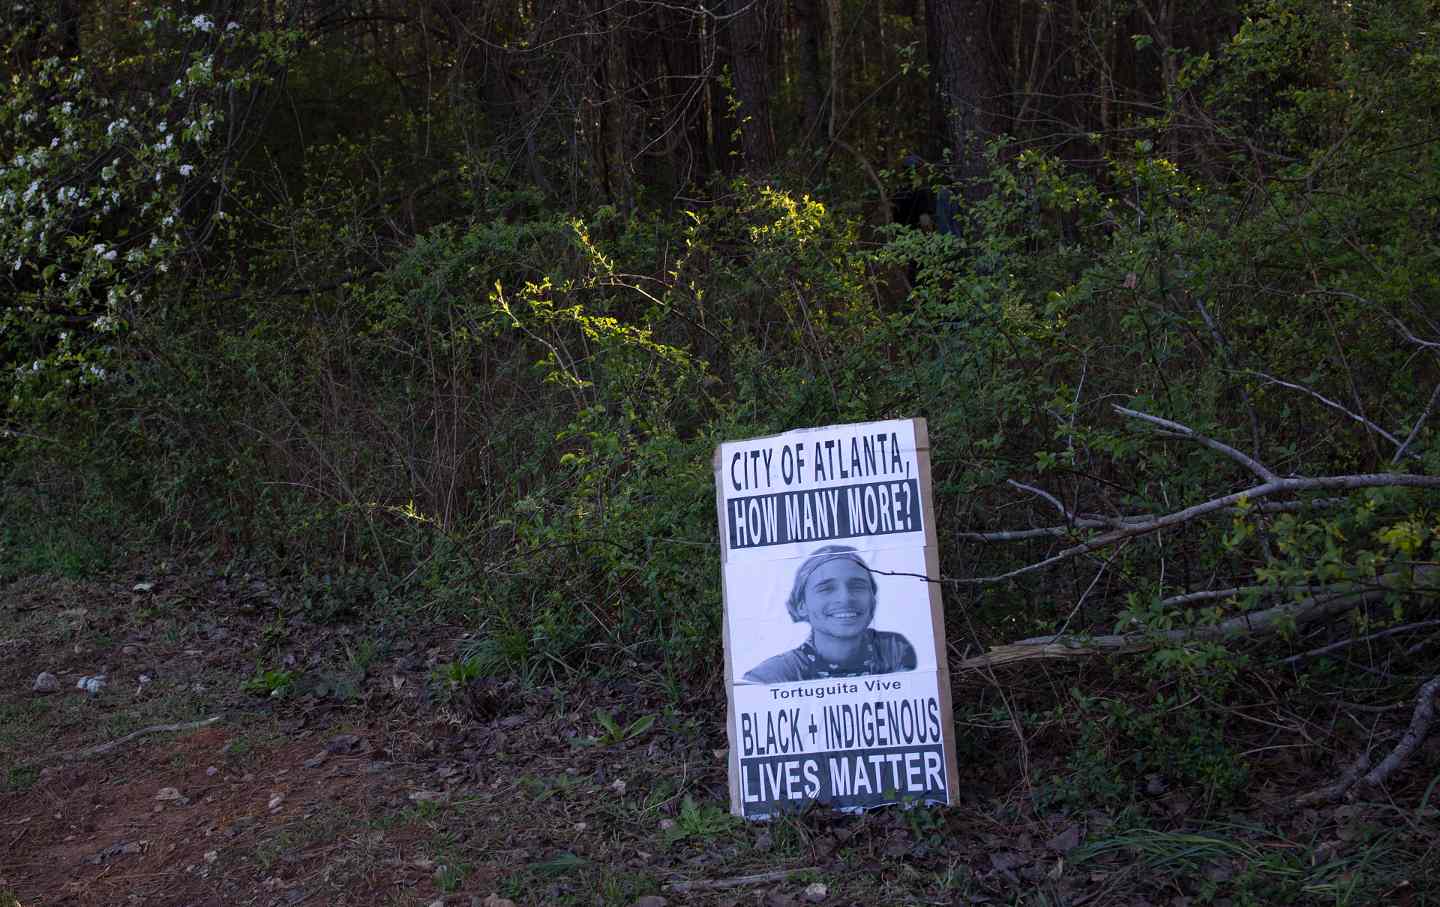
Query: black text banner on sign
715,419,959,820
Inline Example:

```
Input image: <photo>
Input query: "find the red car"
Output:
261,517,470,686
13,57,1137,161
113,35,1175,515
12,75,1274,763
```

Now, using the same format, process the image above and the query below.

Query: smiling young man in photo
743,545,917,683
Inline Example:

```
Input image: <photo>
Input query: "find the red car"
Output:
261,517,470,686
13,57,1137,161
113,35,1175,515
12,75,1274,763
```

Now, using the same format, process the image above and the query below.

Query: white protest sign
715,418,958,819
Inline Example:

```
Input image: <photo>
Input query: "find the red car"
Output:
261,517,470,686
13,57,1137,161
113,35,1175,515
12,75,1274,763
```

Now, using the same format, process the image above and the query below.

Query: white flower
192,14,213,32
179,164,194,177
226,21,240,31
103,249,117,261
93,243,108,256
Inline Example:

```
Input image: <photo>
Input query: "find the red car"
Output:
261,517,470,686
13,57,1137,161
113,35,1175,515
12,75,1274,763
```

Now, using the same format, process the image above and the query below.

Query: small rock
1204,862,1234,883
303,752,328,769
155,787,184,801
609,779,627,795
137,674,153,685
480,896,516,907
122,645,141,656
632,897,667,907
32,672,59,694
658,818,676,831
204,850,218,864
1046,825,1083,853
802,882,828,903
76,674,107,695
573,822,588,832
132,582,155,593
989,851,1029,873
206,766,219,777
267,792,284,811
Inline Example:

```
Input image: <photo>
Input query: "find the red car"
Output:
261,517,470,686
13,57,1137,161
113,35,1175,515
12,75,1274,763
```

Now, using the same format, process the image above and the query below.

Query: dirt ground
2,568,1436,906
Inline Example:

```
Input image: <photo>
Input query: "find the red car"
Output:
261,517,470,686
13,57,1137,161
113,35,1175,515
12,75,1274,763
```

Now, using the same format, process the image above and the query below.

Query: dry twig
952,406,1440,585
665,867,820,893
1356,673,1440,793
1282,619,1440,665
958,568,1437,669
1295,751,1372,806
31,716,223,766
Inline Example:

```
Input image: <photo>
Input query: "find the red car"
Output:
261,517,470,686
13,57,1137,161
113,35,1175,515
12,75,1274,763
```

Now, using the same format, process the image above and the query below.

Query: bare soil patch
3,567,1437,906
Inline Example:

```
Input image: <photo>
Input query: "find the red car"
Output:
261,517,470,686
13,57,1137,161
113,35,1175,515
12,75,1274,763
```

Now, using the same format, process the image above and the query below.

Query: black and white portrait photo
730,543,933,685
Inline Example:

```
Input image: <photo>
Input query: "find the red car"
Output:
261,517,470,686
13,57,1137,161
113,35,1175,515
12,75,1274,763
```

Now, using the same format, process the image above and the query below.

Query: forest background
2,0,1439,898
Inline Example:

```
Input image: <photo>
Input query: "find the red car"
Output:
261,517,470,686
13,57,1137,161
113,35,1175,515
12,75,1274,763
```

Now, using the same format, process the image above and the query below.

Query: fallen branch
1281,619,1440,665
1008,479,1076,519
1252,371,1402,450
1117,406,1276,481
31,716,223,766
956,577,1435,669
1395,382,1440,463
957,468,1440,586
1295,751,1372,807
665,867,819,893
1355,673,1440,794
955,499,1347,543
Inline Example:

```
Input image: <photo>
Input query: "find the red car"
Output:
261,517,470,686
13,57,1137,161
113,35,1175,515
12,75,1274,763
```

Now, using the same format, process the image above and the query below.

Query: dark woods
4,1,1440,867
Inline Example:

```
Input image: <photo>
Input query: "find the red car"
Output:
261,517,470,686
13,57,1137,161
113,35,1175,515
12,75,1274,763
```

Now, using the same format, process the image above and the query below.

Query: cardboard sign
715,418,958,819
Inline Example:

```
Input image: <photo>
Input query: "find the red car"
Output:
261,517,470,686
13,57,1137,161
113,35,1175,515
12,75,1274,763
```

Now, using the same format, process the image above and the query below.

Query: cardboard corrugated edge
714,442,743,814
912,417,961,805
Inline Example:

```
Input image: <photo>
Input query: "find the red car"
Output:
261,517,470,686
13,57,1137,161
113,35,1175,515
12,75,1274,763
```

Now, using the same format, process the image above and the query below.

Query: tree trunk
792,0,826,144
826,0,843,137
925,0,996,195
601,2,634,208
726,0,779,170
